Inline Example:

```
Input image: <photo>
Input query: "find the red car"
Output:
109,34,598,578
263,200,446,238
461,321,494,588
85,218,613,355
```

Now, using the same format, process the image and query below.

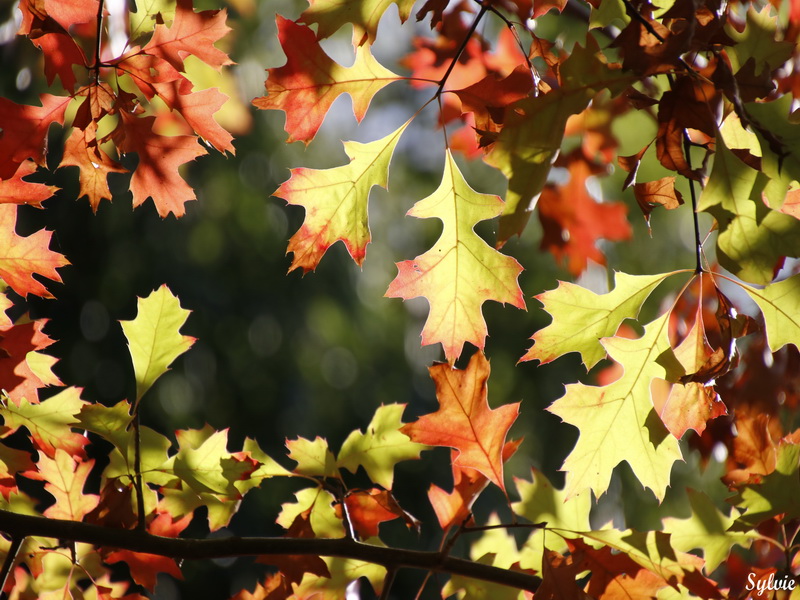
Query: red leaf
170,87,235,154
0,161,58,207
144,0,232,72
538,151,632,275
0,95,71,179
61,124,128,212
342,488,419,538
0,318,61,403
105,550,184,591
254,17,399,144
0,205,69,298
401,351,519,490
115,112,207,217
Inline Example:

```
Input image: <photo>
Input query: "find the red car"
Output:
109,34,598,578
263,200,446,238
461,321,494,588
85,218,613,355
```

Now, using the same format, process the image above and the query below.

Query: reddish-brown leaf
115,112,207,217
0,95,71,179
538,151,632,275
144,0,232,72
61,124,128,212
633,176,684,233
538,549,591,600
342,488,419,538
0,317,61,403
401,351,519,491
254,17,399,144
0,205,69,298
0,161,58,207
105,550,184,591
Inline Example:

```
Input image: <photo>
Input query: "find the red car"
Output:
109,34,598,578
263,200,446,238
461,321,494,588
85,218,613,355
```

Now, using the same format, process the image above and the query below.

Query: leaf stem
0,536,22,599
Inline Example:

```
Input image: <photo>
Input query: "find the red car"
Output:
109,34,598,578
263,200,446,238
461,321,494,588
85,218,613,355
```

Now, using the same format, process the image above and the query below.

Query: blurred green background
0,0,719,597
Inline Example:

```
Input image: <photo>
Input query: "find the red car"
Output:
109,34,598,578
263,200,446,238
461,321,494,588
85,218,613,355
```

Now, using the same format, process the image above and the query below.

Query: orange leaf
61,124,127,212
0,205,69,298
105,550,184,591
342,488,418,538
115,112,207,217
144,0,232,72
170,87,235,154
29,449,99,520
0,318,61,403
401,352,519,490
253,17,400,144
0,161,58,207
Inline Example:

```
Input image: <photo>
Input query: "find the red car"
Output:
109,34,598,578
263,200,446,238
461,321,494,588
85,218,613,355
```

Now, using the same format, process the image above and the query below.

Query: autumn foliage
2,0,800,598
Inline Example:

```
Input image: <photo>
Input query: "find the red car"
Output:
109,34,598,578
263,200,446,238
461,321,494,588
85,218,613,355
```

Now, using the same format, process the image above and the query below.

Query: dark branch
0,510,542,593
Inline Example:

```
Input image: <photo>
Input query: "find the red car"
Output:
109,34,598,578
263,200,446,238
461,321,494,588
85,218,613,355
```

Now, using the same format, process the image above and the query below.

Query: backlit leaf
548,312,684,500
522,271,680,369
254,17,401,144
386,151,525,363
120,285,195,404
337,403,428,489
741,274,800,352
401,351,519,491
275,120,409,273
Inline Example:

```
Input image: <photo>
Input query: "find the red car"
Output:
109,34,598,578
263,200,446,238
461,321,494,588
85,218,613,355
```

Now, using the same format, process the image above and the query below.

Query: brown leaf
634,176,684,232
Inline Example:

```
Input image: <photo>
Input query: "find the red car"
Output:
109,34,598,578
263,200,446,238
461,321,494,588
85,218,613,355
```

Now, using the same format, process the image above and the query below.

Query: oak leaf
254,17,400,144
385,151,525,362
400,351,519,491
105,550,183,591
300,0,417,46
275,121,409,273
337,403,428,489
115,112,207,217
32,449,99,520
120,285,195,404
144,0,232,71
633,176,684,234
0,317,62,403
0,161,58,207
0,387,88,459
548,312,684,500
342,488,418,538
0,95,71,179
741,274,800,352
0,205,69,299
522,271,679,369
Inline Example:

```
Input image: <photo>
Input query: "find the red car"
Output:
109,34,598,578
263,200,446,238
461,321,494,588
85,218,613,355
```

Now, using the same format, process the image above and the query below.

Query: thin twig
131,411,146,531
682,130,704,273
379,567,397,600
0,536,22,599
92,0,105,81
435,3,489,98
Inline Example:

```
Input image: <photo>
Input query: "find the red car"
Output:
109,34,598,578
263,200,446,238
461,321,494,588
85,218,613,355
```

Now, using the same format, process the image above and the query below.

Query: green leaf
277,487,345,538
662,488,756,572
337,404,428,489
235,437,292,494
385,150,525,363
741,274,800,352
485,42,628,242
730,441,800,530
548,312,684,501
121,285,195,404
726,6,794,76
79,400,174,487
513,469,591,572
0,387,88,459
299,0,417,45
522,271,681,368
287,436,339,479
274,120,410,273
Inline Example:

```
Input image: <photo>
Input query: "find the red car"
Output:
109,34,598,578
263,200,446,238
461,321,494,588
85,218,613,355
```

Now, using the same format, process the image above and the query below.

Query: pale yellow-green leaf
512,468,590,572
741,274,800,352
337,403,428,489
287,436,339,478
277,487,345,538
522,271,681,369
662,489,755,573
121,285,195,403
548,312,684,501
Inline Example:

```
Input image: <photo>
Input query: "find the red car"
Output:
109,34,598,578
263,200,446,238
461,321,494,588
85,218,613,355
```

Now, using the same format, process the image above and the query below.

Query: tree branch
0,510,542,593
